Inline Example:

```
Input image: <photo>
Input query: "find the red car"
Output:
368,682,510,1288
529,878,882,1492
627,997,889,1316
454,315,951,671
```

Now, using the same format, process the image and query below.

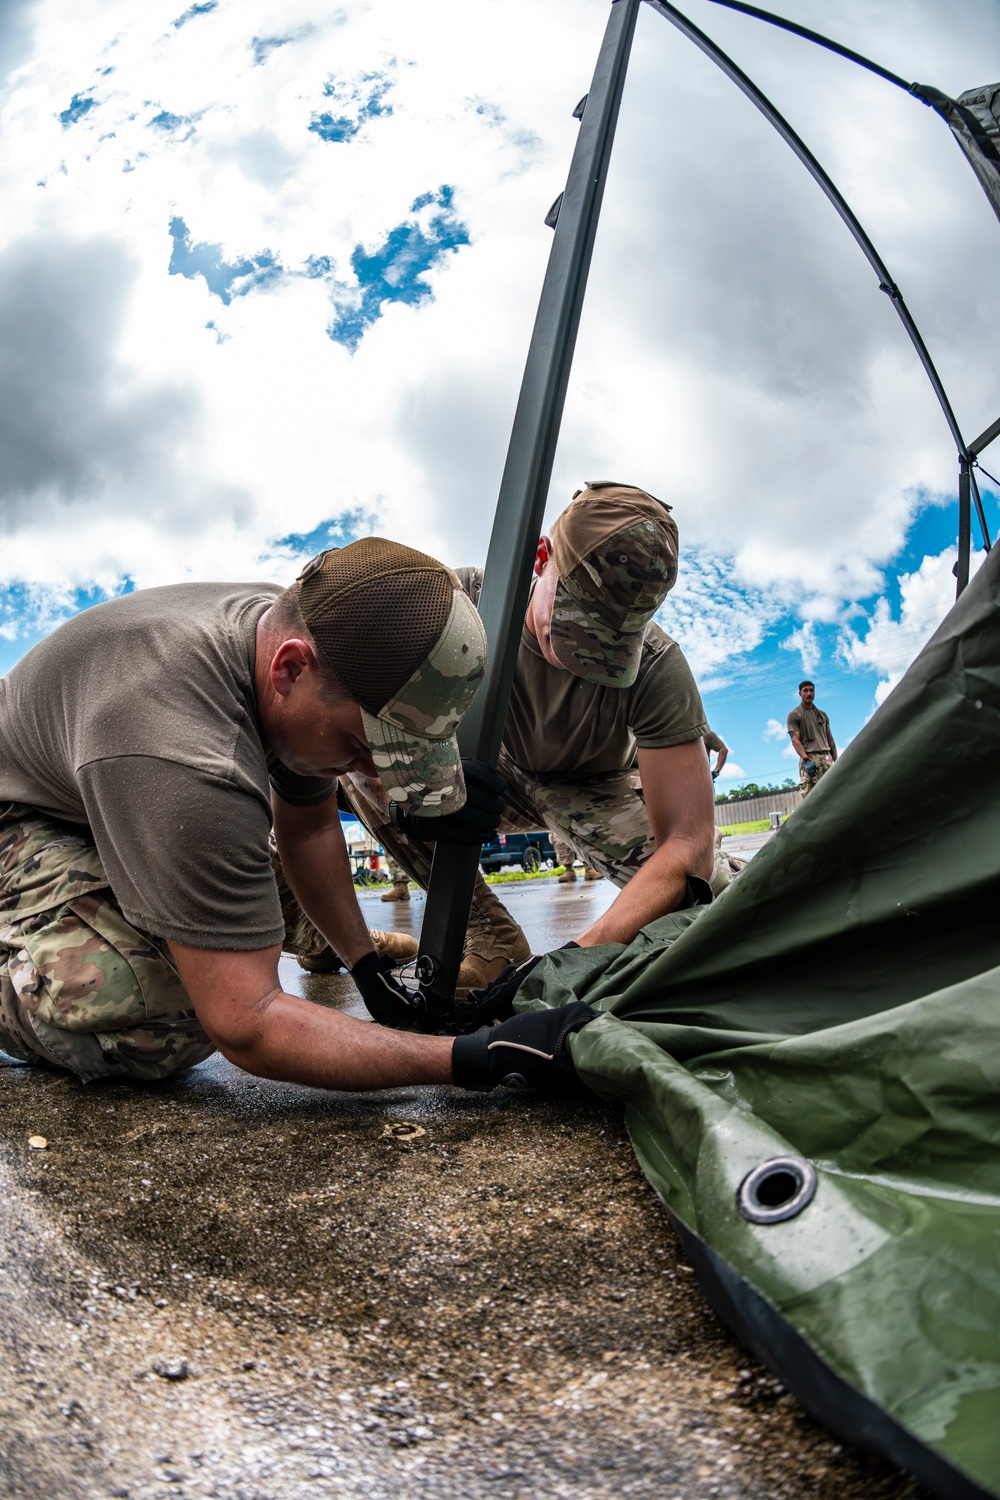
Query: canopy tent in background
521,542,1000,1500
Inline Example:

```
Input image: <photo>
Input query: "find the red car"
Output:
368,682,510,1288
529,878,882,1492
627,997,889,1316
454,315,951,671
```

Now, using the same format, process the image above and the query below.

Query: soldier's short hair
265,585,348,704
799,679,814,691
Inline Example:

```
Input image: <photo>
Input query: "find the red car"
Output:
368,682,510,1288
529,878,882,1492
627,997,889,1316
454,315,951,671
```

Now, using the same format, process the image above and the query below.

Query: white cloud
763,715,797,758
837,545,984,705
781,621,821,675
716,759,746,782
0,0,995,654
657,547,786,684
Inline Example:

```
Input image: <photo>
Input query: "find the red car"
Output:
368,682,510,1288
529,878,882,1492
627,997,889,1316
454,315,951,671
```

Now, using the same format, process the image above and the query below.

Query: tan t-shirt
704,729,727,755
0,583,334,950
457,569,708,776
786,703,836,755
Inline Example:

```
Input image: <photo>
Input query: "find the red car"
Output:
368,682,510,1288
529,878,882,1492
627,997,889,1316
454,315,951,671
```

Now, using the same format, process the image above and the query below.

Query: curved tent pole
700,0,913,93
644,0,992,579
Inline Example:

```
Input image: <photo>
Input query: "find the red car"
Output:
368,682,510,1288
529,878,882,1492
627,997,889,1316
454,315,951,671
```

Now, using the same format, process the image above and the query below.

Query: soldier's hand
351,951,425,1030
802,757,817,777
450,942,581,1032
389,758,506,846
451,1001,599,1092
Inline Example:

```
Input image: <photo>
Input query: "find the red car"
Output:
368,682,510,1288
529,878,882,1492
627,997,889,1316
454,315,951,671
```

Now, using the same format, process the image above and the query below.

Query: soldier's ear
534,536,553,575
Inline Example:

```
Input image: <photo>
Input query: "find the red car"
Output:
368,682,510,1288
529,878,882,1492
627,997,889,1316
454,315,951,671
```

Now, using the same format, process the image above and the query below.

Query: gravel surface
0,882,932,1500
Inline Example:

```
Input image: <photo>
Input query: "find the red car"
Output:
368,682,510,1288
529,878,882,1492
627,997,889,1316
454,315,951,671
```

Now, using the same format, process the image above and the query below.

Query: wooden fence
715,790,800,827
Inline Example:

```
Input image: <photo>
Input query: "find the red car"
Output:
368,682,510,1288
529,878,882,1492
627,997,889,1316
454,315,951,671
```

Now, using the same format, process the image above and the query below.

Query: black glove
452,1001,599,1091
711,768,719,781
351,951,426,1031
802,757,817,777
453,941,580,1032
681,875,714,909
388,758,506,847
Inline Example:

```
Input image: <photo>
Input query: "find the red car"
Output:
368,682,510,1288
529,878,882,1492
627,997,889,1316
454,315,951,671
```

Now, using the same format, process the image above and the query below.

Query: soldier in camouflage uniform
320,484,723,985
0,805,213,1082
0,539,491,1083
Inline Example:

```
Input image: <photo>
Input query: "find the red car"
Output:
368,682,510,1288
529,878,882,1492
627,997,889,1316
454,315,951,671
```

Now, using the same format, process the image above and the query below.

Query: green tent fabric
914,82,1000,228
521,543,1000,1499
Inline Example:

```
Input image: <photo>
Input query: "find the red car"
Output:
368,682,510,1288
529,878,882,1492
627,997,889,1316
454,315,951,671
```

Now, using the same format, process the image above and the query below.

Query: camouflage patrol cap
296,539,487,815
548,481,679,687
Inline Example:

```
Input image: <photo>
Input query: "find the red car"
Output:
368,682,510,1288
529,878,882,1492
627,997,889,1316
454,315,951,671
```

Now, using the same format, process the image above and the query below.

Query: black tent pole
699,0,912,94
958,457,972,595
643,0,988,587
415,0,641,1010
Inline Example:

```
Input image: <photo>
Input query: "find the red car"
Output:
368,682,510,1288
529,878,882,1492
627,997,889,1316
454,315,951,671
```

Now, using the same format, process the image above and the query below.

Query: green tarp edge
520,544,1000,1497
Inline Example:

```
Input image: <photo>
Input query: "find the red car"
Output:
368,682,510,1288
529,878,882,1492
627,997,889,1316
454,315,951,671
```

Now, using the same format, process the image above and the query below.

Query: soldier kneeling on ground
0,539,601,1095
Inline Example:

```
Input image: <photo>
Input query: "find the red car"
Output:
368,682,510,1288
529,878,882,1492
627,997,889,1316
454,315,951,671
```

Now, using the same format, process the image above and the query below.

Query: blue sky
0,0,997,792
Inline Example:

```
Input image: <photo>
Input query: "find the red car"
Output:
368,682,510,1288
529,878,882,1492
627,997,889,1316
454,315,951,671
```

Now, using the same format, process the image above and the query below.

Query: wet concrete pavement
0,876,930,1500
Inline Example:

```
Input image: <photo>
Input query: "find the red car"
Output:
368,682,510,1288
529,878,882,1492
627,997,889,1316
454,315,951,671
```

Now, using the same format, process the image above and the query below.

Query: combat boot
456,885,532,993
296,928,418,974
557,866,577,883
381,882,410,902
370,929,419,965
583,866,601,881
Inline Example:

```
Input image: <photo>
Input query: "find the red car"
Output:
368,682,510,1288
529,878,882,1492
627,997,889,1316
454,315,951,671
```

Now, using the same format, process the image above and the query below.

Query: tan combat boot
381,882,410,902
455,885,532,993
557,866,577,883
583,866,601,881
296,928,418,973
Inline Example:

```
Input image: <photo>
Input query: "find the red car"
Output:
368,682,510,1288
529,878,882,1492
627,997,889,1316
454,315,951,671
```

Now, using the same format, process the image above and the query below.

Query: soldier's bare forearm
576,838,710,947
168,939,453,1090
272,795,373,969
220,993,454,1090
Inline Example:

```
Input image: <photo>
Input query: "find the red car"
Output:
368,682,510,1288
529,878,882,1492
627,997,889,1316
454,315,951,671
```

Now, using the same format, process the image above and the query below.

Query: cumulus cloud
763,718,786,741
781,622,821,676
0,0,996,661
0,233,287,593
656,547,786,685
837,545,984,704
716,759,746,782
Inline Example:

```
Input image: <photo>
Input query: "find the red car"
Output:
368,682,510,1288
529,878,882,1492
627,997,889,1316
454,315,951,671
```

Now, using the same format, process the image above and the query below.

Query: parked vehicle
479,830,556,874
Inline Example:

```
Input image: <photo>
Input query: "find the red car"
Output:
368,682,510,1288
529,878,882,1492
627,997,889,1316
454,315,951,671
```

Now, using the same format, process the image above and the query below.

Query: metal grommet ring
737,1156,817,1225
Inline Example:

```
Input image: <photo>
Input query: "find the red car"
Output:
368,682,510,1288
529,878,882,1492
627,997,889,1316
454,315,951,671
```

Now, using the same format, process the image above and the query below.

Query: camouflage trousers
799,752,834,798
340,750,736,898
0,804,214,1083
550,835,575,870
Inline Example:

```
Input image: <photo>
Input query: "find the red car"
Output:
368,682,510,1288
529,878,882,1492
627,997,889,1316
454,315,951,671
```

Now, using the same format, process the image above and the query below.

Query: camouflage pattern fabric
799,752,834,798
0,804,213,1083
269,764,736,974
548,483,679,688
385,857,408,885
551,835,575,870
339,754,736,907
360,585,487,817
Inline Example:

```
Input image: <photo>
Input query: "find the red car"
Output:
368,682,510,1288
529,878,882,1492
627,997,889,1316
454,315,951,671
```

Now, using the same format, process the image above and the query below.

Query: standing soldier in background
381,855,410,903
787,680,838,797
552,833,601,885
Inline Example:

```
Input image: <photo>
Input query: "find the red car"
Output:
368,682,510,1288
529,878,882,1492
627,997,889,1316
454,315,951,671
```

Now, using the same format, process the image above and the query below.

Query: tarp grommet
737,1156,817,1224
